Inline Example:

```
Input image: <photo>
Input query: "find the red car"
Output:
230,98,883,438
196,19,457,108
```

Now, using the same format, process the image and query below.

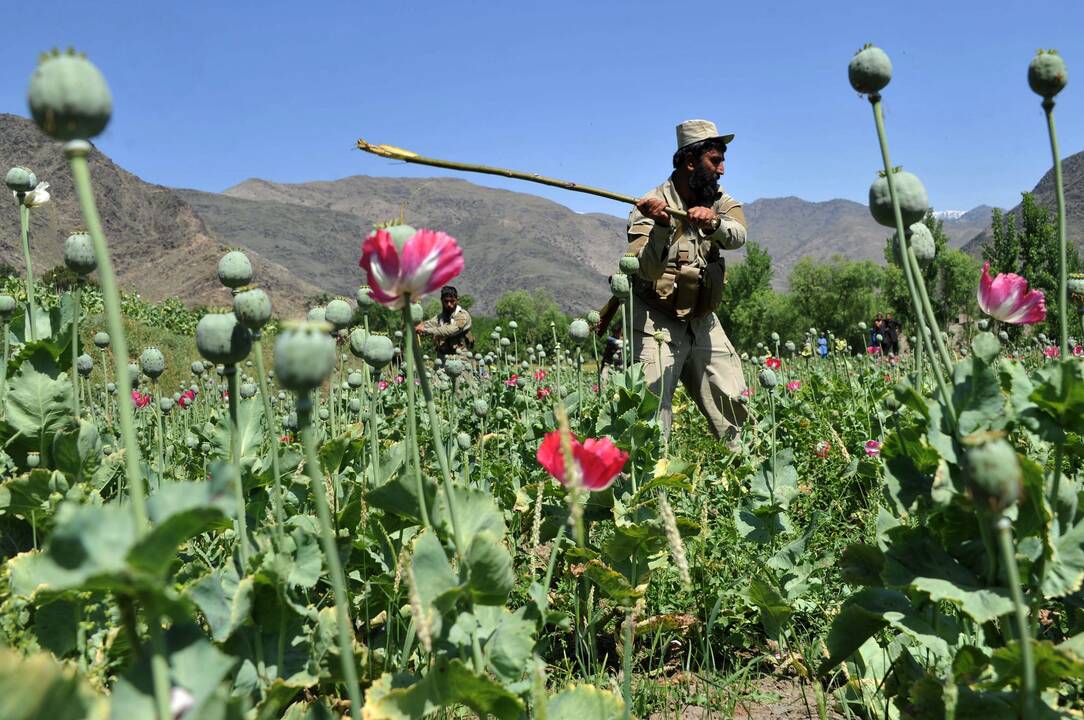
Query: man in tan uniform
416,285,474,358
628,119,748,445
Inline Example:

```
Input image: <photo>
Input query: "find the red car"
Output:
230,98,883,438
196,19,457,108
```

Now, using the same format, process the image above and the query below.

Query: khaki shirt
627,177,747,282
423,305,472,356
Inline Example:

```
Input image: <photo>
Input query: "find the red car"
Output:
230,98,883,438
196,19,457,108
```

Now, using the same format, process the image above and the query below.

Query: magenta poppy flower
378,379,388,391
866,346,881,356
533,369,547,381
359,228,464,309
785,380,801,392
131,391,150,409
865,440,881,457
1044,346,1060,358
505,374,519,388
977,262,1046,324
1074,346,1084,357
741,387,754,398
765,356,781,370
536,386,551,400
536,431,628,491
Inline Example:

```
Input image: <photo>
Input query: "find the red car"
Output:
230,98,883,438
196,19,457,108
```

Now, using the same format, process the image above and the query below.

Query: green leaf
31,598,79,658
881,526,1013,623
130,477,234,576
990,639,1084,691
1041,517,1084,598
51,419,101,480
481,607,535,682
433,486,506,549
546,683,625,720
583,559,641,606
0,469,55,520
3,349,72,450
839,543,884,586
212,396,265,469
733,499,790,545
362,659,523,720
820,588,910,671
465,531,514,605
0,647,106,720
952,353,1006,434
748,449,799,509
409,530,460,640
744,578,792,642
187,566,254,643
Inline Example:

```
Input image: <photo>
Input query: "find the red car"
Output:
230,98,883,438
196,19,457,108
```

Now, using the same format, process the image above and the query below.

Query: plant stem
226,367,250,564
252,334,285,543
71,284,81,417
1,321,9,417
297,391,362,720
399,309,430,530
996,517,1035,717
18,202,36,341
1042,99,1069,357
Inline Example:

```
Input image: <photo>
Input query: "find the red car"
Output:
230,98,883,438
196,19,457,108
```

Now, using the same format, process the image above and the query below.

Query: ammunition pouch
636,256,726,322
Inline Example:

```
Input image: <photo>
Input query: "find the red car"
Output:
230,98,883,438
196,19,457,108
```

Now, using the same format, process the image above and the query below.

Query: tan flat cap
676,119,734,150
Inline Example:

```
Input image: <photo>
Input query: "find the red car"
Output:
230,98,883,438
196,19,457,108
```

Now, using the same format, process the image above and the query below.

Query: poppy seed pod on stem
217,251,252,290
848,44,892,95
274,322,336,391
0,295,15,320
233,287,272,330
28,49,112,141
325,298,354,330
964,435,1022,513
196,313,252,366
1028,50,1068,99
64,231,96,275
869,169,928,228
610,273,631,299
361,334,395,370
139,347,165,379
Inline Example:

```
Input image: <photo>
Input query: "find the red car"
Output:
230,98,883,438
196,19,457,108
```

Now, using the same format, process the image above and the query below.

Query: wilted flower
359,227,464,309
864,440,881,457
977,262,1046,324
17,181,50,207
814,440,830,459
536,431,628,491
785,380,801,392
764,356,782,370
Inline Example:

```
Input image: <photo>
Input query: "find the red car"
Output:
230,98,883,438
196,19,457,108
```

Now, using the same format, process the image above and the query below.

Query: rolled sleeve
700,203,747,250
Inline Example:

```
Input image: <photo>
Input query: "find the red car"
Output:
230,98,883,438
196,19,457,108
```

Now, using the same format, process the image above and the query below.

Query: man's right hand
636,197,670,226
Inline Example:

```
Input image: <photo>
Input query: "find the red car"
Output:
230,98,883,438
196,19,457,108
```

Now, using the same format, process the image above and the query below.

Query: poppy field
1,44,1083,720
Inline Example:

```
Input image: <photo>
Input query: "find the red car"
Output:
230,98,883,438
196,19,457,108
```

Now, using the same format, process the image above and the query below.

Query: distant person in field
817,334,829,359
626,119,748,448
415,285,474,358
883,312,901,356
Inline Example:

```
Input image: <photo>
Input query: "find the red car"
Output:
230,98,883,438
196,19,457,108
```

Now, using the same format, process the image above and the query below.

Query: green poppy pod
347,371,364,388
325,298,354,329
0,294,16,320
196,313,252,366
758,368,778,389
349,398,361,413
858,322,867,331
190,360,205,376
93,330,110,348
139,347,165,379
240,382,257,399
348,328,369,358
63,231,96,275
318,408,330,421
456,432,472,450
5,166,37,193
127,362,141,389
28,50,113,141
27,451,40,469
868,170,928,228
586,310,601,326
283,412,298,430
233,287,272,330
848,45,892,95
610,273,631,299
964,436,1022,512
217,251,252,289
445,359,465,378
569,318,590,342
508,320,518,330
410,302,424,324
106,382,116,394
185,434,199,449
356,285,376,308
472,399,489,417
159,397,174,413
1068,273,1084,312
307,306,326,324
906,222,936,264
362,334,395,370
1028,50,1067,99
384,223,418,251
784,341,796,353
274,322,336,392
618,254,640,274
76,353,94,377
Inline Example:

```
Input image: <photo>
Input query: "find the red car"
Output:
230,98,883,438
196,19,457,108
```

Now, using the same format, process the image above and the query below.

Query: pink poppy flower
864,440,881,457
394,375,405,384
741,387,754,398
977,262,1046,324
537,430,628,491
1044,346,1060,358
866,346,881,356
1075,346,1084,357
505,374,519,388
536,386,551,400
592,384,600,394
785,380,801,392
533,369,547,381
377,380,388,391
359,228,464,309
178,389,196,409
765,356,781,370
131,391,150,409
814,440,830,459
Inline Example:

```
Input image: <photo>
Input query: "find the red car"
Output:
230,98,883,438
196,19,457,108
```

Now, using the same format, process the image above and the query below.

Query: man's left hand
414,323,426,334
687,206,719,233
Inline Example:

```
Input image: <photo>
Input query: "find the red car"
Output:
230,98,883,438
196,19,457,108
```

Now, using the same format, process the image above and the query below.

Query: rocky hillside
0,114,320,315
963,150,1084,256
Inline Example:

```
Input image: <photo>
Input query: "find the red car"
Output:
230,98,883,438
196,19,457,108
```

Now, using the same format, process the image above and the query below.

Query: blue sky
3,1,1082,217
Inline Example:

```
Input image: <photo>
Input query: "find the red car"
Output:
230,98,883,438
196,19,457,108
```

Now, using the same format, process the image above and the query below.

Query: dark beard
688,165,719,205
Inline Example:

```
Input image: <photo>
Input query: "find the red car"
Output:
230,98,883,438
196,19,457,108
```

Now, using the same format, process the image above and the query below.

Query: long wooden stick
356,137,689,220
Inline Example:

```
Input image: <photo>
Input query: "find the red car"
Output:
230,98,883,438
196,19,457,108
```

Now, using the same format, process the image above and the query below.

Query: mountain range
0,113,1078,316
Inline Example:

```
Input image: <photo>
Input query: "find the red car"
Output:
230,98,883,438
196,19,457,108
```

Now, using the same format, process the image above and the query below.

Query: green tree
493,288,569,350
717,241,774,343
787,256,886,345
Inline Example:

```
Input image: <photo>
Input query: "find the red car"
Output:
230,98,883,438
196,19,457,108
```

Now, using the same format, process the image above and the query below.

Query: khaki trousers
631,299,747,441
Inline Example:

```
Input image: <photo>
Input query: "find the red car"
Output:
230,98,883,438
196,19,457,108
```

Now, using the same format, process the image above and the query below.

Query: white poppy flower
170,686,195,718
20,181,50,207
